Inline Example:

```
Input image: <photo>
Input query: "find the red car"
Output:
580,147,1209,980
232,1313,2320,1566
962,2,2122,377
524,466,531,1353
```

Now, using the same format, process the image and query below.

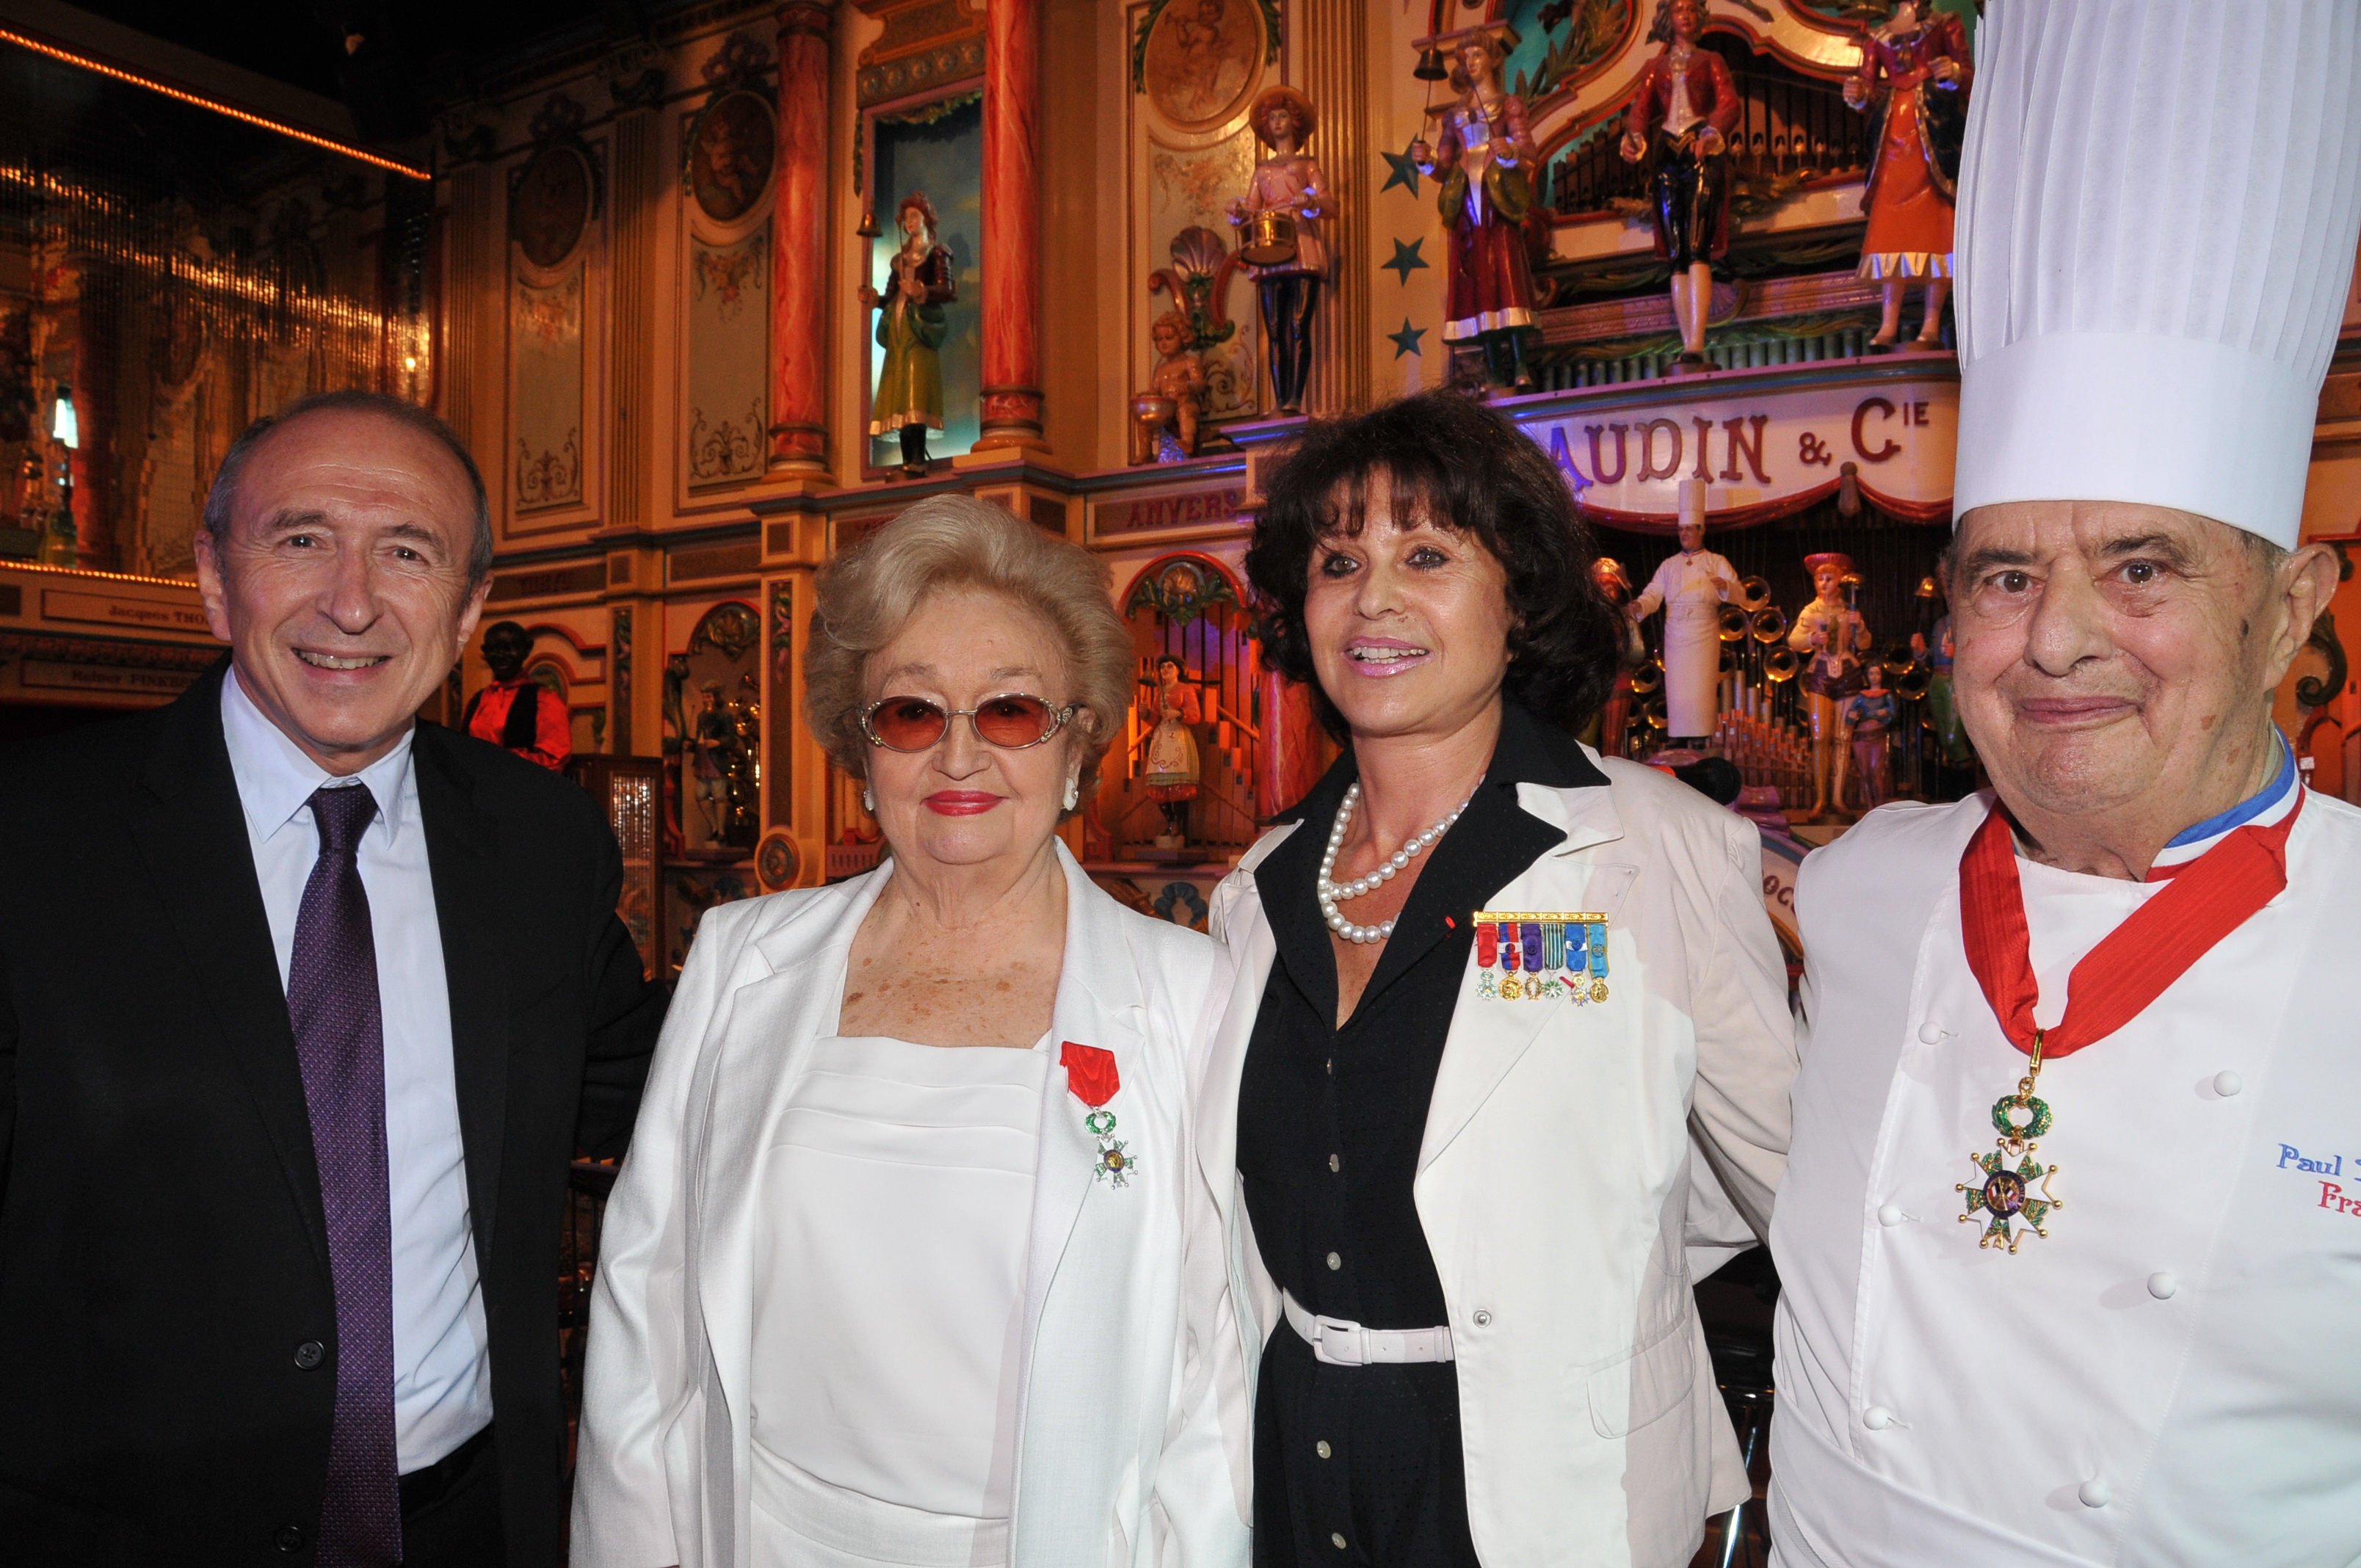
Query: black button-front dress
1236,701,1606,1567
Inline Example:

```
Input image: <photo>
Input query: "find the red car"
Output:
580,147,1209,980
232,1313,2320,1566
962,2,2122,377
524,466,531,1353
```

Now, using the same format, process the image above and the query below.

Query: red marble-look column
975,0,1045,452
769,0,833,472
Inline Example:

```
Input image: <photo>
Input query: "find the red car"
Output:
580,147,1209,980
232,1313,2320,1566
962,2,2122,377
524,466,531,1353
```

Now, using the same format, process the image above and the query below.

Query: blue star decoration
1382,237,1429,284
1379,139,1424,197
1388,319,1427,358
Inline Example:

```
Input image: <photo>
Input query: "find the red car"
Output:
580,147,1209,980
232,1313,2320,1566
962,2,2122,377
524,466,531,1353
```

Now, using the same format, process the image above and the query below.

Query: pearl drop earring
1062,775,1079,811
862,787,875,811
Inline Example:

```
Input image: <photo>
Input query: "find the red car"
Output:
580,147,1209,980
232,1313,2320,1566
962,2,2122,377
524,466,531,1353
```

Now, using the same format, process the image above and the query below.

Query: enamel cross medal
1957,1028,2061,1252
1060,1042,1133,1186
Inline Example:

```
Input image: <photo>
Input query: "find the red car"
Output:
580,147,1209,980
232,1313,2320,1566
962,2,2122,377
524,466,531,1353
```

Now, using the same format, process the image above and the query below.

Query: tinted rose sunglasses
858,692,1077,752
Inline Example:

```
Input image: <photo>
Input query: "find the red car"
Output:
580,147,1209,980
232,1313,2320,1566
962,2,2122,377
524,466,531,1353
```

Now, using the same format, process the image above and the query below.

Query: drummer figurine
1227,86,1330,416
1629,479,1740,745
1788,550,1872,818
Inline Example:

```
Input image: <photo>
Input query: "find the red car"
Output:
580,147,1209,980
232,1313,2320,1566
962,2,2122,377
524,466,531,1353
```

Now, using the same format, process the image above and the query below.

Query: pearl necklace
1317,782,1472,945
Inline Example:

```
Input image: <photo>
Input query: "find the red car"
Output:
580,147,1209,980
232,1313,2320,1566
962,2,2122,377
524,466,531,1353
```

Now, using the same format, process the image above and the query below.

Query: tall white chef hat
1952,0,2361,548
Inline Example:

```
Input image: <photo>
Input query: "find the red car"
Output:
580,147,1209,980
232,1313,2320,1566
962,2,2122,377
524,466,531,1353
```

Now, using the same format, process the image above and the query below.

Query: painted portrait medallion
514,143,592,269
1142,0,1264,132
687,90,777,224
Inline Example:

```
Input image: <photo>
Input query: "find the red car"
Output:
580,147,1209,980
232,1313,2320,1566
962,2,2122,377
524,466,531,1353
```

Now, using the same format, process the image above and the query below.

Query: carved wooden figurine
1411,29,1541,391
1846,0,1971,349
1619,0,1739,371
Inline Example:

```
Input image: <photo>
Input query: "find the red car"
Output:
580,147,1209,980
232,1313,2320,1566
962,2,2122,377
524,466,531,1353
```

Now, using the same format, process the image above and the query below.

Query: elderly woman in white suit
1200,392,1796,1568
573,497,1250,1568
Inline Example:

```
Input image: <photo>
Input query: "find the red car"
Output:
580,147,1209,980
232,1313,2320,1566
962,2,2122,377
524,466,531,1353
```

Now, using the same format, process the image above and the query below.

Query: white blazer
1199,752,1798,1568
573,843,1252,1568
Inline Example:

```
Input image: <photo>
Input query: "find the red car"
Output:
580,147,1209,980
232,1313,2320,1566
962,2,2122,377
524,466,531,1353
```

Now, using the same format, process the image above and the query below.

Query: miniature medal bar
1473,912,1611,1003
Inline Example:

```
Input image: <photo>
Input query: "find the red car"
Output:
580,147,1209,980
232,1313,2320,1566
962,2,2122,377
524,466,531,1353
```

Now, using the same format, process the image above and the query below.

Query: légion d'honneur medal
1475,912,1609,1003
1951,794,2304,1255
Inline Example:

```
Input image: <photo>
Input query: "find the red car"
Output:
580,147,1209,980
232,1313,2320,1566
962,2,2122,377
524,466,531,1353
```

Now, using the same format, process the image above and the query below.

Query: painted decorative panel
513,265,585,511
685,232,770,487
1146,127,1261,421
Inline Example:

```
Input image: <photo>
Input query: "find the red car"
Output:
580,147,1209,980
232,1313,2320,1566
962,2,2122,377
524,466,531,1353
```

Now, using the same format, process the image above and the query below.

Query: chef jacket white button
2213,1070,2244,1097
1473,1310,1493,1326
1863,1406,1895,1431
2078,1479,2111,1509
1326,1251,1342,1271
1877,1203,1907,1227
1316,1440,1332,1459
2147,1271,2178,1300
1918,1022,1946,1043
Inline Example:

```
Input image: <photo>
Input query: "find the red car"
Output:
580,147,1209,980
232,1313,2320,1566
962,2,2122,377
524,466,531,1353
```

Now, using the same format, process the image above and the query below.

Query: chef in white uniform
1769,4,2361,1565
1631,477,1740,741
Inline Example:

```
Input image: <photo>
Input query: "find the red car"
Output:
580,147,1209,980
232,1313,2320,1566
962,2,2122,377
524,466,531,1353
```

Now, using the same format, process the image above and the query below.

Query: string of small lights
0,22,429,181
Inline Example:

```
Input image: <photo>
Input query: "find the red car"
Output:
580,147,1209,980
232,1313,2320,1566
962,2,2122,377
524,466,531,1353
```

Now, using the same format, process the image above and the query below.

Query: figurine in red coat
1846,0,1971,349
463,620,573,772
1620,0,1740,371
1410,28,1544,391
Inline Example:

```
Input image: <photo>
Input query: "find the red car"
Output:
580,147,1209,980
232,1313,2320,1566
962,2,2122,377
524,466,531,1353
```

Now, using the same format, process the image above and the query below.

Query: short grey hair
202,390,495,585
804,496,1135,803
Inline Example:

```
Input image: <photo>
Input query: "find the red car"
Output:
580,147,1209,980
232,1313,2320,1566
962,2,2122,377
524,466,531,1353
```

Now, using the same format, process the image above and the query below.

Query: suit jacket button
294,1340,325,1370
276,1523,306,1552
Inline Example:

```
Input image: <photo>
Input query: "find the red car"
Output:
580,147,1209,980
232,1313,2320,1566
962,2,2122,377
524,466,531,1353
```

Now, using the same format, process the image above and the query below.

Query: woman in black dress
1197,391,1795,1567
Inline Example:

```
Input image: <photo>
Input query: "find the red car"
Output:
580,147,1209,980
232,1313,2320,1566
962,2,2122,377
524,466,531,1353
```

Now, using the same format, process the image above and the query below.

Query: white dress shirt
221,669,492,1473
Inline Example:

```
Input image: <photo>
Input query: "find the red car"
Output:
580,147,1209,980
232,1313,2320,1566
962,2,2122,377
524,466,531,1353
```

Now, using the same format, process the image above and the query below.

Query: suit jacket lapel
1418,777,1636,1176
128,664,330,1277
1199,827,1294,1233
695,872,881,1448
1023,846,1147,1346
413,727,511,1262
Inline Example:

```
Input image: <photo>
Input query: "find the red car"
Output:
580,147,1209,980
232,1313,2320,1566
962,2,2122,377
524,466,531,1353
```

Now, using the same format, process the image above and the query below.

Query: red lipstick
924,790,1003,816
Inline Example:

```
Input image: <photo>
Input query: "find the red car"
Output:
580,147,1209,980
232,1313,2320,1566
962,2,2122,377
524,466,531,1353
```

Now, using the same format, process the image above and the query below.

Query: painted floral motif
692,235,767,323
519,272,580,345
688,397,764,482
517,428,581,507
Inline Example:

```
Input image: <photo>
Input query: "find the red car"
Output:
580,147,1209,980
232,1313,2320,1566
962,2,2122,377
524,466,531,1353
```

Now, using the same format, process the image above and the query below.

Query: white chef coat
220,668,493,1474
1768,779,2361,1567
1633,548,1739,736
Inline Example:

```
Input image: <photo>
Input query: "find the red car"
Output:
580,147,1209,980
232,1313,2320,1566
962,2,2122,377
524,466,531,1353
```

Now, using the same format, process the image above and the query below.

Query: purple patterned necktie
288,783,402,1567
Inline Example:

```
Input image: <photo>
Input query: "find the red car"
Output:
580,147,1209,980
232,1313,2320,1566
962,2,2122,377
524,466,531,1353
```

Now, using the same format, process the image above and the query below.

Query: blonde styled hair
804,496,1135,802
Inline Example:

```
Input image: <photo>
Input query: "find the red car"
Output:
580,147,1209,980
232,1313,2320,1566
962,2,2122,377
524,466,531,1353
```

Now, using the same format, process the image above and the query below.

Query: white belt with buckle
1282,1290,1455,1367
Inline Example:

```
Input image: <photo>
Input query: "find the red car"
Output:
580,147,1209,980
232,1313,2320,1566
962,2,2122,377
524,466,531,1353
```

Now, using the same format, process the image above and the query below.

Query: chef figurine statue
1410,27,1541,391
1788,550,1871,818
1140,653,1203,849
1619,0,1740,371
1840,658,1899,810
1227,85,1330,416
1629,478,1740,744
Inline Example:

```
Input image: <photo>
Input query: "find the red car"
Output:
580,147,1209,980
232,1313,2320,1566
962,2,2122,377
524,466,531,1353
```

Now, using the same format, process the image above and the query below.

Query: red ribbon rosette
1060,1042,1120,1107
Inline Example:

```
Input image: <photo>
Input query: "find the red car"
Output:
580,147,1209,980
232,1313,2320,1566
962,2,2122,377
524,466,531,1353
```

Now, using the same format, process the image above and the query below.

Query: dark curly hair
1244,389,1625,741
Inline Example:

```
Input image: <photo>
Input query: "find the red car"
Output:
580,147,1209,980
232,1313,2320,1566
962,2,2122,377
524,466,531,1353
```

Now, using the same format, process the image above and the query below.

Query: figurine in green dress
860,192,957,478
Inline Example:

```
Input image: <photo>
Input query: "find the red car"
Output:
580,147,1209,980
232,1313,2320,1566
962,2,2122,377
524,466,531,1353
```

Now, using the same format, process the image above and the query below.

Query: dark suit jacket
0,661,666,1564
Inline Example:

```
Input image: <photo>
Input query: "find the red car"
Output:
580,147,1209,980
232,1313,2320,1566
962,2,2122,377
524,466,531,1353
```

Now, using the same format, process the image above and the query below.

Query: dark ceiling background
64,1,659,141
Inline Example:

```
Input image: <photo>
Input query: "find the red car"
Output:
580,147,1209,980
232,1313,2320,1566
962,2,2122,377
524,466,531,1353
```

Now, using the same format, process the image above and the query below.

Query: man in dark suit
0,391,666,1566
